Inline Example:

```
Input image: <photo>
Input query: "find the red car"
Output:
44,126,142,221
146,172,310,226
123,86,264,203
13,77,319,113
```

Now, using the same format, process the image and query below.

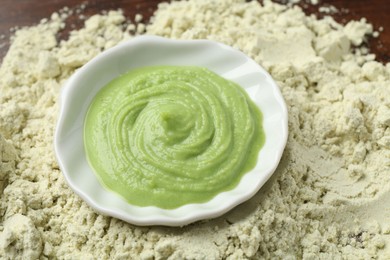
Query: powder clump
0,0,389,259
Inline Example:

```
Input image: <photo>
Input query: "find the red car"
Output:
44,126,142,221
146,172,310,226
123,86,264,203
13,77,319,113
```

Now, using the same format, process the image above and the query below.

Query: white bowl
54,35,288,226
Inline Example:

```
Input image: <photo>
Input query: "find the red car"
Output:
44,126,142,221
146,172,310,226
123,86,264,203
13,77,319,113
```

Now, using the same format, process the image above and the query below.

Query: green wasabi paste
84,66,264,209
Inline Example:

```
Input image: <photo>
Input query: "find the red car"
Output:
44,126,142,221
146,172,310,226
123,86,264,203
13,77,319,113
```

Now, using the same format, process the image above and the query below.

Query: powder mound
0,134,17,195
0,214,43,259
0,0,390,258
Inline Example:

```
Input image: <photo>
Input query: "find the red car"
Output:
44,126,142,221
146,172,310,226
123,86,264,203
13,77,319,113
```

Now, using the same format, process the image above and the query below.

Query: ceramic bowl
54,35,288,226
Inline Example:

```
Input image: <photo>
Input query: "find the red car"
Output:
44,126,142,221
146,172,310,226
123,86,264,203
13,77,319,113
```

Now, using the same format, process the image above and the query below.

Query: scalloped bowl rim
54,35,288,226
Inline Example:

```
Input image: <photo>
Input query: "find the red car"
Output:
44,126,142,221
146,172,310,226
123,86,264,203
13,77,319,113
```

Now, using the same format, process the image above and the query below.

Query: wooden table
0,0,389,63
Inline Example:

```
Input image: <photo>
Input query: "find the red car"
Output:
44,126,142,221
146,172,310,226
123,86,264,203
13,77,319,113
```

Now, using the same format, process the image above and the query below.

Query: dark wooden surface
0,0,389,63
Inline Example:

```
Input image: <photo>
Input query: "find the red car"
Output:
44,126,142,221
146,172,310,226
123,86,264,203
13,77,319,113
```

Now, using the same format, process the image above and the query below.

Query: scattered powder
1,0,389,259
319,5,338,14
135,13,143,23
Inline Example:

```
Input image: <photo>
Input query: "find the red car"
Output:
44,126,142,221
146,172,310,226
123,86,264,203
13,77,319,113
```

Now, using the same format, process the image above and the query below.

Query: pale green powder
0,0,389,259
